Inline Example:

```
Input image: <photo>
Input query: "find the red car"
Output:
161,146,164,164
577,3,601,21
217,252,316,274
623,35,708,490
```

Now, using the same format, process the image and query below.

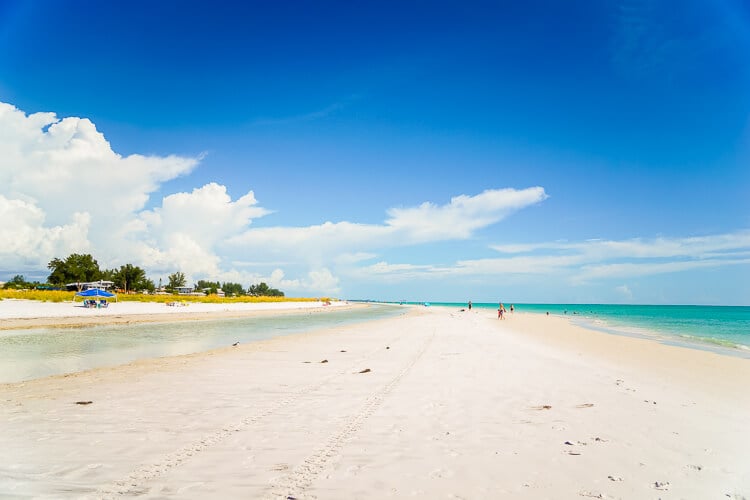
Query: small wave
675,334,745,350
573,317,750,359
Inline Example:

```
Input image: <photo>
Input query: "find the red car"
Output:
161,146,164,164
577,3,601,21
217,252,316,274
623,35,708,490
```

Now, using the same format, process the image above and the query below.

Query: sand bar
0,298,353,330
1,305,748,499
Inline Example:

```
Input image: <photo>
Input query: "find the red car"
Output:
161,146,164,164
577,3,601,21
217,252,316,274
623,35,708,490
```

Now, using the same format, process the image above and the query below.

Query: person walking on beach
510,304,514,314
498,303,505,319
468,301,472,311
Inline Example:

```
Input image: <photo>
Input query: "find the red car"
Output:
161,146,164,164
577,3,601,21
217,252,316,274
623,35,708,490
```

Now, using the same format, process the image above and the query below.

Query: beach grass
0,289,330,304
0,290,73,302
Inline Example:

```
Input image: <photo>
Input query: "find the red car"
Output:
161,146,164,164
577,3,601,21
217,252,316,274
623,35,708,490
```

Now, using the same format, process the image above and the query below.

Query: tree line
3,253,284,297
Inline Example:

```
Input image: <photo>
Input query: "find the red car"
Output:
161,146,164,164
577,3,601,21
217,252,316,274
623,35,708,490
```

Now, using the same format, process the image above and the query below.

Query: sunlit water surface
0,305,403,383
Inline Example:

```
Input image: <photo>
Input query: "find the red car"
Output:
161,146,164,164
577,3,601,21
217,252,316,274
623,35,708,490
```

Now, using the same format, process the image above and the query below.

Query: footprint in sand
616,379,637,392
578,491,606,499
653,481,670,490
428,468,454,479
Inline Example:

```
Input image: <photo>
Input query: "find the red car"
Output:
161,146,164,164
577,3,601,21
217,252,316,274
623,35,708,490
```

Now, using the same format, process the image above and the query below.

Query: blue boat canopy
75,289,116,298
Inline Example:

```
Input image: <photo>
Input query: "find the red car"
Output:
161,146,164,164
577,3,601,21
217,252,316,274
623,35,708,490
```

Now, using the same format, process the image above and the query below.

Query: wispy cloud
385,188,548,242
615,284,633,299
350,231,750,283
578,256,750,280
608,0,734,82
225,187,548,257
492,232,750,260
248,95,361,126
491,232,750,281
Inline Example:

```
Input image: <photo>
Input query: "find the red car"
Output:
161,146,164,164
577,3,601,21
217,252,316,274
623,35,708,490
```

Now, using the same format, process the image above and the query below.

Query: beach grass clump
0,289,75,302
0,288,333,304
116,294,323,304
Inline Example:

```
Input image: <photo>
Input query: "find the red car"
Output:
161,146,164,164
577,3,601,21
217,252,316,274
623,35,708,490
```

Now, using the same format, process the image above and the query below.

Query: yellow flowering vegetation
0,289,330,304
0,290,74,302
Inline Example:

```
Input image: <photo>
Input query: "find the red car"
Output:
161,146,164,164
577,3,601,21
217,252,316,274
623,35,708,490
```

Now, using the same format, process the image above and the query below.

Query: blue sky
0,0,748,304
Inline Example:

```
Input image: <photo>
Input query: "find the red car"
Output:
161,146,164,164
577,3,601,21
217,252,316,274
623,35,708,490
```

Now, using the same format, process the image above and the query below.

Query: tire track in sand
94,325,412,499
268,327,436,500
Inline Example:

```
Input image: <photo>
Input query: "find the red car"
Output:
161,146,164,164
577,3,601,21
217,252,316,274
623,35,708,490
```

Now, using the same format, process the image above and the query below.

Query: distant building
65,280,114,291
175,286,195,295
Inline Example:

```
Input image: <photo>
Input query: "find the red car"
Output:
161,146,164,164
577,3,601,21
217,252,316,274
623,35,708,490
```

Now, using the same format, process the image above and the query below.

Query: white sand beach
0,298,350,330
1,304,748,499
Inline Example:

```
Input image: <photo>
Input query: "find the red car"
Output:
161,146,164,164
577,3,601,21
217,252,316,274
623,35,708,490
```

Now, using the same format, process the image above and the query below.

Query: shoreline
1,305,748,498
0,301,400,384
483,309,749,400
568,315,750,360
0,308,407,392
432,302,750,357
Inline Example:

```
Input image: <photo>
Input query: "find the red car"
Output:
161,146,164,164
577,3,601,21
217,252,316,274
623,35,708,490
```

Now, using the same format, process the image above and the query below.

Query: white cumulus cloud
0,101,199,272
0,100,550,295
0,195,91,264
130,183,270,275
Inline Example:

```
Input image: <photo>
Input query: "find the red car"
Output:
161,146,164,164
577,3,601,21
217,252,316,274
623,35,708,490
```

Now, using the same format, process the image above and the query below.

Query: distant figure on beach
498,303,505,319
510,304,514,314
468,301,472,311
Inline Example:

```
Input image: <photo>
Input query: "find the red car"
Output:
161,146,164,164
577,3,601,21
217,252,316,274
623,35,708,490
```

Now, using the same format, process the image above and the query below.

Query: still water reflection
0,305,402,383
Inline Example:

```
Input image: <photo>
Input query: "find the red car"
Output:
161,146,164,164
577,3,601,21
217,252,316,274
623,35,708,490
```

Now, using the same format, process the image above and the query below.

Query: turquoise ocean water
0,304,404,383
408,302,750,356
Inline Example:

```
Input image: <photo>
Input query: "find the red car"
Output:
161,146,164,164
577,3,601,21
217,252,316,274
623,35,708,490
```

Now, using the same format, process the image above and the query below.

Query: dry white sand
1,305,748,499
0,298,349,330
